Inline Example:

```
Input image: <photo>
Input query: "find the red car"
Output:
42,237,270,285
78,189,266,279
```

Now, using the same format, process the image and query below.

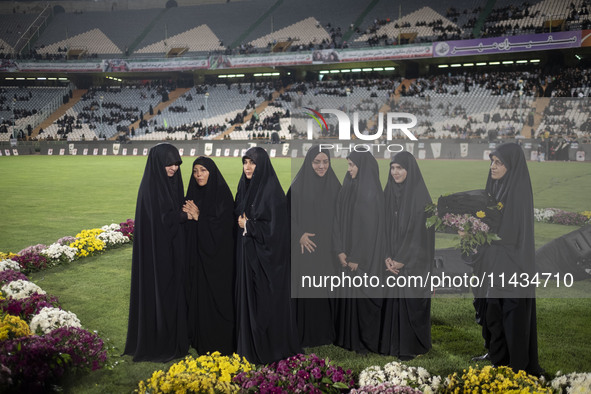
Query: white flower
0,259,20,271
41,243,77,262
358,365,386,387
101,223,121,232
1,279,45,300
97,229,129,247
549,372,591,394
29,306,82,335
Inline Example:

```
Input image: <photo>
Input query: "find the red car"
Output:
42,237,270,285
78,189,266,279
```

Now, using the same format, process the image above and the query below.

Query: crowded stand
3,0,590,59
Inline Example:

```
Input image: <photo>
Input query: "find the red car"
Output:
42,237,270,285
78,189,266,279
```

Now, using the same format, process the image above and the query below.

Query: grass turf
1,155,590,392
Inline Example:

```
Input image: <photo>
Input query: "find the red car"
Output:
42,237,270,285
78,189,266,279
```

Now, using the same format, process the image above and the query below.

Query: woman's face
347,159,358,179
165,164,179,177
490,155,508,180
390,163,407,184
243,158,256,179
312,152,329,177
193,164,210,186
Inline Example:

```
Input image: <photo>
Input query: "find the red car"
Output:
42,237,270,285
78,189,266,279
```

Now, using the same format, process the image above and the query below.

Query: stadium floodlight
340,69,351,73
438,64,448,68
476,62,487,66
253,73,262,77
218,75,227,78
319,70,329,74
489,61,500,65
372,67,384,71
351,68,362,72
16,77,25,80
530,59,540,63
463,63,474,67
330,70,340,73
48,78,57,80
384,67,395,71
271,72,280,76
516,60,528,64
451,63,461,67
4,77,14,80
362,68,372,72
502,60,514,64
575,54,582,60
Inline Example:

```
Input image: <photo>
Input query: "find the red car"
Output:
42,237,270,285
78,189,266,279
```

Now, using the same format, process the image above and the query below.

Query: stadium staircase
31,89,87,139
365,78,414,131
523,97,550,138
216,85,289,140
341,0,380,43
472,0,497,38
121,87,192,140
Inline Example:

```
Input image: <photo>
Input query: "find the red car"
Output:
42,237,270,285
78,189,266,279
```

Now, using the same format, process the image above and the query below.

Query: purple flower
311,367,322,379
0,270,28,286
1,293,61,322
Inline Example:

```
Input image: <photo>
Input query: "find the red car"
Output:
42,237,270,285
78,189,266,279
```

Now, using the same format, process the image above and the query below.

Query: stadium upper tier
0,0,586,59
1,68,589,143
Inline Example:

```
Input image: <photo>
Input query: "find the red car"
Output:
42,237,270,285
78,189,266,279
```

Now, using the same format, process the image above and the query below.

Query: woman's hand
348,262,359,272
385,257,404,274
338,253,348,268
183,200,199,221
238,213,248,229
299,233,317,254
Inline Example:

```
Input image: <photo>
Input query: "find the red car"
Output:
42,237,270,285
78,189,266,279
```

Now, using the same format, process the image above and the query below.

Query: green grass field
1,155,590,393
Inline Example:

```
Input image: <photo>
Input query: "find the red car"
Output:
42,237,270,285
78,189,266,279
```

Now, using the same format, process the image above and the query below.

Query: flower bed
534,208,591,226
0,220,134,392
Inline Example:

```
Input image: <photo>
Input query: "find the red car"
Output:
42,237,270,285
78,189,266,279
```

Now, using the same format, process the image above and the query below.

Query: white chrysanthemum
97,229,129,247
550,372,591,394
29,306,82,334
358,365,386,387
101,223,121,232
0,259,20,272
41,243,77,262
1,279,45,300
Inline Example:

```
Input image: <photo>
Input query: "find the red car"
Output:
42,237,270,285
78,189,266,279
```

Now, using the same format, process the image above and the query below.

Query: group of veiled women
124,141,543,378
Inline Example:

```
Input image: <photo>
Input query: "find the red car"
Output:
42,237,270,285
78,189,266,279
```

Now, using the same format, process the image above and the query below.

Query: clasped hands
338,253,358,272
385,257,404,274
183,200,199,221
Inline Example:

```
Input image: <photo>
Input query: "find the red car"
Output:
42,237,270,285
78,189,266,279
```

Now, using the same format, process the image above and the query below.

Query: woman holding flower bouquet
469,142,543,376
124,143,189,362
379,151,434,360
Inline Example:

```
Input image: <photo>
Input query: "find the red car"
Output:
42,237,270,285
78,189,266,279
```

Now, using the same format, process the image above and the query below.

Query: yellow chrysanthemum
476,210,486,218
0,314,32,341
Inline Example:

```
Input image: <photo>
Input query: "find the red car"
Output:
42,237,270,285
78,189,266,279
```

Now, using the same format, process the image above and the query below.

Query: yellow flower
0,314,32,341
497,202,504,210
476,210,486,218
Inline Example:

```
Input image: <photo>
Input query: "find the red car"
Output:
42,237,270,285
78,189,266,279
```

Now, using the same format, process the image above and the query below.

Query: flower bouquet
426,189,502,255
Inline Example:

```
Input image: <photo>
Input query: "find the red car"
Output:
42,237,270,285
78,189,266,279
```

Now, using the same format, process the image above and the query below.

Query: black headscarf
185,157,235,355
384,151,434,276
124,142,189,362
485,142,535,294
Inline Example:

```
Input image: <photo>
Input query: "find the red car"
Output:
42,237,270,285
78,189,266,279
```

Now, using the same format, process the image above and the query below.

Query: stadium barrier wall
0,140,589,161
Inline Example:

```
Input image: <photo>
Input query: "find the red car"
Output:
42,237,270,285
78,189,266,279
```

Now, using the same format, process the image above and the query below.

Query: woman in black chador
124,143,189,362
379,151,434,360
288,145,341,347
332,150,384,354
473,142,543,376
183,156,235,355
234,147,301,364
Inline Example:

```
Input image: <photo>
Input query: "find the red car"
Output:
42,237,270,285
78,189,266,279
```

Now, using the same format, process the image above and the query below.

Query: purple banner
433,31,581,57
